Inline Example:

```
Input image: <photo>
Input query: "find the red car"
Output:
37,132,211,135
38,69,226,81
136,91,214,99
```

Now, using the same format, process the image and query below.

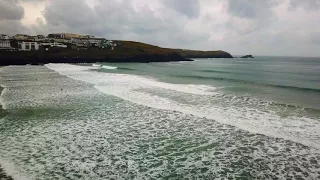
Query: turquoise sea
0,57,320,179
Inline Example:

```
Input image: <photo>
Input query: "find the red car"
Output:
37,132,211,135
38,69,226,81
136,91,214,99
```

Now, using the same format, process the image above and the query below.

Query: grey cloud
0,19,28,34
227,0,255,18
289,0,320,11
43,0,96,28
0,0,24,21
41,0,189,44
227,0,276,19
308,32,320,45
228,0,281,19
162,0,200,18
94,0,188,40
225,0,280,36
0,0,27,35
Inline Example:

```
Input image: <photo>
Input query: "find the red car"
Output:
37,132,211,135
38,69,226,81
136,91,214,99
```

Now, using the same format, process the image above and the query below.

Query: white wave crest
45,64,216,95
0,158,32,180
92,64,102,67
46,63,100,72
101,65,118,70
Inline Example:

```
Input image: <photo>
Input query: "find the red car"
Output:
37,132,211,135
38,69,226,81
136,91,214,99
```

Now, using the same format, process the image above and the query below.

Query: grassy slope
40,41,180,59
0,40,232,65
115,41,233,58
172,49,233,58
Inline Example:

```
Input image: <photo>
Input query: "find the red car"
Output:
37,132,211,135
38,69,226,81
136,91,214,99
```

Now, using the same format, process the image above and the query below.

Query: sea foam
102,65,118,70
1,64,320,179
0,158,31,180
45,63,320,149
92,63,102,67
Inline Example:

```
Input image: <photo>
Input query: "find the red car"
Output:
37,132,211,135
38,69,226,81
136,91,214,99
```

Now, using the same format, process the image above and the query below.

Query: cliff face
0,40,232,65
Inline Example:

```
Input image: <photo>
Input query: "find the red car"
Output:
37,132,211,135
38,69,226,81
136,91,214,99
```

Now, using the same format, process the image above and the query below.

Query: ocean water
0,57,319,179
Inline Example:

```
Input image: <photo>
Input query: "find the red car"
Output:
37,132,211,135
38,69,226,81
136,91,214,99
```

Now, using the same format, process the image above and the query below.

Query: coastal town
0,32,232,66
0,33,118,51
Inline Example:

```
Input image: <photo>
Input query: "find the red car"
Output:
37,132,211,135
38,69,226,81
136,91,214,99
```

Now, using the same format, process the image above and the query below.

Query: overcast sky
1,0,320,57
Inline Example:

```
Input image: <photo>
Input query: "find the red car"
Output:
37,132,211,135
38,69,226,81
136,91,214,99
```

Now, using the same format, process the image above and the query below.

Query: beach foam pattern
0,65,319,179
46,63,320,149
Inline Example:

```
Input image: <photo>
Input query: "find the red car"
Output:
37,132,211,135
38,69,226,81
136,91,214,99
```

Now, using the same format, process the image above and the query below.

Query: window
18,43,22,49
26,43,30,50
31,43,35,50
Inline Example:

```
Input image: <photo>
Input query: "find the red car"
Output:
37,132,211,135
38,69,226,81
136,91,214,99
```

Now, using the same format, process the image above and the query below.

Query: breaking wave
101,65,118,70
46,63,320,149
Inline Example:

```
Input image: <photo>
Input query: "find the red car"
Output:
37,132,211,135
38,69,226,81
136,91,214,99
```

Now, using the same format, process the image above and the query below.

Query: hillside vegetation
0,40,233,65
115,41,233,58
172,49,233,58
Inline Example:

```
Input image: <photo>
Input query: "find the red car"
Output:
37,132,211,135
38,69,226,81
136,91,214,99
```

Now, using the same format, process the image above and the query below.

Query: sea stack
240,55,254,58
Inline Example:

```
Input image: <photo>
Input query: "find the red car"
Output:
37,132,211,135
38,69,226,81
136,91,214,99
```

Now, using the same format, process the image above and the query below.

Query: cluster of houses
0,33,118,51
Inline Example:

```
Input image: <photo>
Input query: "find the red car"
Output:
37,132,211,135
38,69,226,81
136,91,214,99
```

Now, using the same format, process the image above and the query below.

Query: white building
0,40,11,49
41,42,67,48
105,40,117,46
71,38,86,45
52,38,71,43
18,41,39,51
71,38,105,46
88,38,105,45
0,34,10,40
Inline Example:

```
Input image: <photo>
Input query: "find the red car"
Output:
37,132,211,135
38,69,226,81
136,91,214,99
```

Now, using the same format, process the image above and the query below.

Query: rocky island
240,55,254,58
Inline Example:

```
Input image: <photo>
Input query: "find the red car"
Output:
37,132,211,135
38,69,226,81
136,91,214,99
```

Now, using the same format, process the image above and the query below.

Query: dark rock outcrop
240,55,254,58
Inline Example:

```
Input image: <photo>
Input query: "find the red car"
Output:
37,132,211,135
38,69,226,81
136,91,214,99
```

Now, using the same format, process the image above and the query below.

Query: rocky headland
0,41,233,66
173,49,233,58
